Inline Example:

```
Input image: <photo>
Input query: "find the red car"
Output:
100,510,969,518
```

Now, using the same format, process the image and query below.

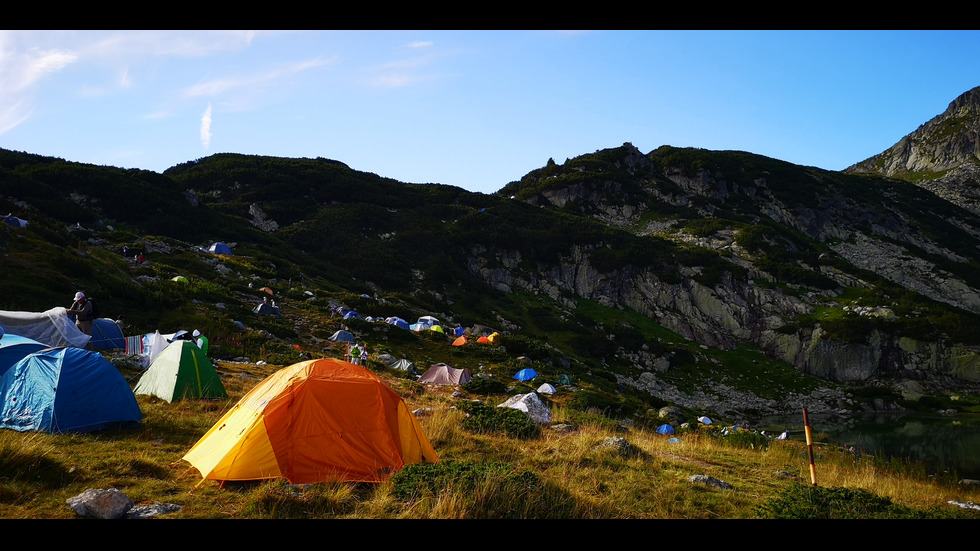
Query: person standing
67,291,94,336
193,329,209,356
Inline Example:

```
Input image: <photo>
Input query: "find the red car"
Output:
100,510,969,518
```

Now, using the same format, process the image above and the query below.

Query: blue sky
2,30,979,195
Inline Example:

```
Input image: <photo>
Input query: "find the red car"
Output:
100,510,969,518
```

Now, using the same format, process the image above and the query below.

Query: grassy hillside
4,147,980,518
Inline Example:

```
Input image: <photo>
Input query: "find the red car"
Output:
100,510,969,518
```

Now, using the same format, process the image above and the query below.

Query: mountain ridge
5,87,980,422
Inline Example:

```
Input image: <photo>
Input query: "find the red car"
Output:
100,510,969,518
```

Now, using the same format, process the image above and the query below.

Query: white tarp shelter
0,307,90,348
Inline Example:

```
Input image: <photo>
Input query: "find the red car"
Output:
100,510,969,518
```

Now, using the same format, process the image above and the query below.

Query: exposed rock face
828,231,980,314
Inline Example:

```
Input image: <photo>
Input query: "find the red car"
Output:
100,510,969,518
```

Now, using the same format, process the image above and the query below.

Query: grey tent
418,363,472,385
389,358,417,373
328,330,356,343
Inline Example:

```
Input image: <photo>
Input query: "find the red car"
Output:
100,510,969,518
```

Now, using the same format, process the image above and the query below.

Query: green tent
134,340,227,402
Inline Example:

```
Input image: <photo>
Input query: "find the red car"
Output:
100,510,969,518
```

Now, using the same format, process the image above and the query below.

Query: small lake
756,412,980,480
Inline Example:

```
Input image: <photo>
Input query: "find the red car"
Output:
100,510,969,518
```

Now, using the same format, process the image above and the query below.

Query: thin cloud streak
200,103,212,149
182,57,334,98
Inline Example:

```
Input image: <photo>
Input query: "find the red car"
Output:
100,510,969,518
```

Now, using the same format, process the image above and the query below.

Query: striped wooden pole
803,408,817,486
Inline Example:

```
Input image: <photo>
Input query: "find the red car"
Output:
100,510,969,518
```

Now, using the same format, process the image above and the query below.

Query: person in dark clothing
67,291,94,335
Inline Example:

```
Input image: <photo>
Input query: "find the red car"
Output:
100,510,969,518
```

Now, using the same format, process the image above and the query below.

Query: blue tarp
513,368,538,381
90,319,125,350
0,347,142,433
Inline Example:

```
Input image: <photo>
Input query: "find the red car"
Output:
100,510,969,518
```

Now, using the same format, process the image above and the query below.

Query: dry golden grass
1,359,978,518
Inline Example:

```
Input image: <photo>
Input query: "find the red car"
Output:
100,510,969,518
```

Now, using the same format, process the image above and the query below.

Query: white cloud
0,30,275,135
366,52,443,89
0,38,79,134
408,41,434,49
183,57,333,98
0,98,33,134
21,49,78,88
200,103,212,149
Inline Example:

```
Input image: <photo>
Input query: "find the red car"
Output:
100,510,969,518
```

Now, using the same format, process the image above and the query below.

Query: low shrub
457,400,541,439
462,377,507,396
754,483,963,519
390,461,540,501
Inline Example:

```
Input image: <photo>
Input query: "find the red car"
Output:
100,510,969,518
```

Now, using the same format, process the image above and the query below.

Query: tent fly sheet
0,308,90,348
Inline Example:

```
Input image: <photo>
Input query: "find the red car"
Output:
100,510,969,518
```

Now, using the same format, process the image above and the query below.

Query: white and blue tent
208,242,232,255
386,317,410,330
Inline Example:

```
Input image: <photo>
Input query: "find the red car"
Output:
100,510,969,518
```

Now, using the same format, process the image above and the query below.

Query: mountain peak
847,86,980,179
947,85,980,113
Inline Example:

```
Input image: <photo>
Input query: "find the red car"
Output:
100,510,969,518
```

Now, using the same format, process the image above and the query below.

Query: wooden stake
803,408,817,486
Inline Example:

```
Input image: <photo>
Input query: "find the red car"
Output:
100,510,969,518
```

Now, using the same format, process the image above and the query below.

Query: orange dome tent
180,358,438,486
452,335,468,347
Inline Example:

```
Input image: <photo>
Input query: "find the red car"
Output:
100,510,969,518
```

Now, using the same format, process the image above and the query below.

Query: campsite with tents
1,148,978,519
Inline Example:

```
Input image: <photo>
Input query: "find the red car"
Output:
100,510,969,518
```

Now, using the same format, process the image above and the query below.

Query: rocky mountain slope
5,87,980,423
495,140,980,393
847,86,980,216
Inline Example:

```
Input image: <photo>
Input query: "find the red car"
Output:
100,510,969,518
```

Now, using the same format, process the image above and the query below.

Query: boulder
66,488,134,519
498,392,551,424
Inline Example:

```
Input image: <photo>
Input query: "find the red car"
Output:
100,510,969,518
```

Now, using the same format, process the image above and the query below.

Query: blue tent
208,242,232,255
90,319,125,350
343,311,362,320
0,334,46,377
656,424,675,435
0,347,142,433
3,215,27,228
513,368,538,381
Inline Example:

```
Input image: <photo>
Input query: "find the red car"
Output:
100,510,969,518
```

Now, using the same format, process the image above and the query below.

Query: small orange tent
477,336,491,344
180,358,438,486
452,335,468,347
